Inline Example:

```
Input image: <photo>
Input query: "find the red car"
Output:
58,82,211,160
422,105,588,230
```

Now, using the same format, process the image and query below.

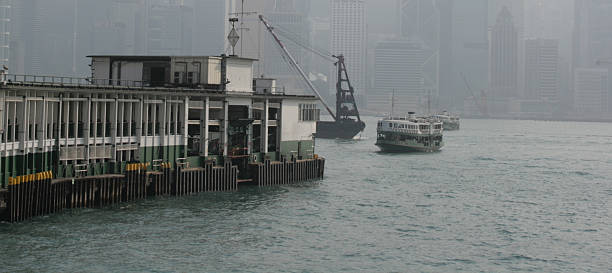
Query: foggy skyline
2,0,612,121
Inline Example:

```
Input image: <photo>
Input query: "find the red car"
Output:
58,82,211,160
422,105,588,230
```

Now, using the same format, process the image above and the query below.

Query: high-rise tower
573,0,612,115
193,0,230,55
10,0,42,75
370,39,424,114
489,6,518,99
0,0,9,71
330,0,366,105
437,0,488,112
525,38,559,102
398,0,439,109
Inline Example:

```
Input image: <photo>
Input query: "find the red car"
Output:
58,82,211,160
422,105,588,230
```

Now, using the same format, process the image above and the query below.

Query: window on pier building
144,103,163,136
299,104,320,121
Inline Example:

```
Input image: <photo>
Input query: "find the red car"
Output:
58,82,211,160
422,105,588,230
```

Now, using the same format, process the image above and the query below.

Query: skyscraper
525,39,559,102
145,0,194,55
488,0,523,38
574,68,608,114
88,0,143,56
489,6,518,99
0,0,10,71
398,0,439,108
437,0,489,112
490,0,524,97
330,0,366,105
10,0,42,75
261,0,310,93
229,0,312,93
193,0,231,55
524,0,574,114
573,0,612,115
573,0,612,68
370,39,424,114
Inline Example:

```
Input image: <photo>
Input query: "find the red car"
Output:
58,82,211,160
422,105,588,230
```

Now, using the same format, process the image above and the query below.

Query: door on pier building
228,105,253,177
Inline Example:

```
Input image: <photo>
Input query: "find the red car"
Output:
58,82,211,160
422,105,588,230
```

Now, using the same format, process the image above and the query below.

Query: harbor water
1,117,611,272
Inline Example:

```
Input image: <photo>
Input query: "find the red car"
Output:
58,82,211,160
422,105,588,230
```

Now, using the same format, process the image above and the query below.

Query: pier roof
87,55,259,62
1,80,319,101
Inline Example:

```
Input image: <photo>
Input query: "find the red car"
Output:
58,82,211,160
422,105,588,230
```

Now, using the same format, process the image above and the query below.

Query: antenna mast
228,18,240,56
391,89,395,118
428,89,431,115
240,0,244,56
72,0,78,74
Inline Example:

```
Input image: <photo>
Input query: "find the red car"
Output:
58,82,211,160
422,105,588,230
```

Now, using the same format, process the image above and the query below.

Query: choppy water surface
1,118,611,272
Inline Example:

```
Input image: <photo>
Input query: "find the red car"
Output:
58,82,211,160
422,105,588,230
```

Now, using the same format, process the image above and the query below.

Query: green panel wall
1,151,59,188
1,141,316,188
280,140,315,160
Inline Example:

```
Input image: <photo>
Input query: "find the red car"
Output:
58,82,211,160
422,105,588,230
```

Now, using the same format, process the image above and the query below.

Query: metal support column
222,100,229,157
83,96,91,164
182,97,189,158
161,98,167,161
201,97,209,157
135,96,143,161
262,99,269,154
247,102,253,155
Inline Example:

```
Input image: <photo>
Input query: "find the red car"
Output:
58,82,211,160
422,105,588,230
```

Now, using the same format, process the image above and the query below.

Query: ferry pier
0,55,325,222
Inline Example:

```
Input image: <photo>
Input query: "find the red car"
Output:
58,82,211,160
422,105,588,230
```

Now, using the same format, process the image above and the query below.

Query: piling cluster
7,171,54,222
251,159,325,186
2,158,325,223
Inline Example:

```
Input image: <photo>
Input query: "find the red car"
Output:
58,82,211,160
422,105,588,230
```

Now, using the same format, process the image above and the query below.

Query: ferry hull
316,119,366,139
375,142,442,153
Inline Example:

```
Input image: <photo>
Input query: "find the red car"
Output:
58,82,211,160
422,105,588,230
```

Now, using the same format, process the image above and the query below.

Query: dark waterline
1,117,611,272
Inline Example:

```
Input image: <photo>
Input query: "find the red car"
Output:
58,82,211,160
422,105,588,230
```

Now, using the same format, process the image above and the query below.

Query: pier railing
0,74,295,95
1,74,149,88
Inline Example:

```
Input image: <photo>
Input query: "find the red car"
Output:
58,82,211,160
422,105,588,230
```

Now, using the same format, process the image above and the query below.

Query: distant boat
432,111,460,131
375,112,444,153
375,112,389,118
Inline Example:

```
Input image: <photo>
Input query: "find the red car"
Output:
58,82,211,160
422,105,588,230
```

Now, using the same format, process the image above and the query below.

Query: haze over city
2,0,609,121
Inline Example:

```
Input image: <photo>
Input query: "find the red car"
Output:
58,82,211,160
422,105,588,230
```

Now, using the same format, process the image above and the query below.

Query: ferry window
187,72,194,84
389,123,392,127
174,72,181,83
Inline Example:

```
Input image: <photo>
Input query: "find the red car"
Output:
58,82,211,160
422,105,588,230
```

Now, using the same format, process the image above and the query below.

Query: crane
259,15,336,120
461,72,488,117
258,15,363,124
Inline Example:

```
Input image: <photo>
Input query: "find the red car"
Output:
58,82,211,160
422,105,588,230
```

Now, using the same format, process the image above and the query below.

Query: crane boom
259,15,337,120
461,72,486,116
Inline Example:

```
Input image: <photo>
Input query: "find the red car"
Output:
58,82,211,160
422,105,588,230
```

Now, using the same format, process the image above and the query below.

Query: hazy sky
6,0,612,120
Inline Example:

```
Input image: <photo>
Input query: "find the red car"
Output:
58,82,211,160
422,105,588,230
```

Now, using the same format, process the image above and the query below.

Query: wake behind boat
376,113,444,153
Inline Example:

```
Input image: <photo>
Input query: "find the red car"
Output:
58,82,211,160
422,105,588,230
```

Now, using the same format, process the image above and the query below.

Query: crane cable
259,15,337,119
268,21,337,63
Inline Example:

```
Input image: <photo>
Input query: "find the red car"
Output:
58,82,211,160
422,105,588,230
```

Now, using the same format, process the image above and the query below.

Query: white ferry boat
375,113,444,153
432,111,460,131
